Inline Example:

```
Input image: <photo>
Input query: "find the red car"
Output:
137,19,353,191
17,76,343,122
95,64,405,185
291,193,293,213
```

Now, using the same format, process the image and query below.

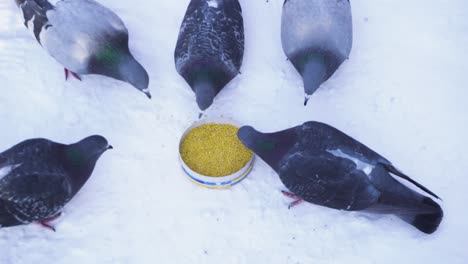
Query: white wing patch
327,149,375,176
27,15,36,33
0,164,22,180
207,0,219,8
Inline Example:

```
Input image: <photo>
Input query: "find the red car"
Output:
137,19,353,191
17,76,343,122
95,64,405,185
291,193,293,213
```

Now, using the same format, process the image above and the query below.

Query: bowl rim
178,117,255,185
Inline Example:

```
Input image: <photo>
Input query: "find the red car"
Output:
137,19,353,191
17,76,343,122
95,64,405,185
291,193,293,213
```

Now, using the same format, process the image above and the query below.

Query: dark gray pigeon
0,135,112,231
281,0,352,105
174,0,244,111
14,0,151,98
238,122,443,234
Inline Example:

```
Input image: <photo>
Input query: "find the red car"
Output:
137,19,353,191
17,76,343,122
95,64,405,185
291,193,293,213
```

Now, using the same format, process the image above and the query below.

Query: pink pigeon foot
38,213,62,232
281,190,305,209
64,68,82,81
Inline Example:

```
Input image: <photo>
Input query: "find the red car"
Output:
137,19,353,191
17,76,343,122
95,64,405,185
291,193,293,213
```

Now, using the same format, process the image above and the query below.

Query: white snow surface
0,0,467,263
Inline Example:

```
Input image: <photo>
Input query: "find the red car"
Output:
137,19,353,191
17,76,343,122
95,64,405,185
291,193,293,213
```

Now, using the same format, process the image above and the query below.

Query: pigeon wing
175,0,244,77
0,138,56,165
379,161,441,200
218,0,244,71
0,171,72,223
17,0,53,42
279,151,380,210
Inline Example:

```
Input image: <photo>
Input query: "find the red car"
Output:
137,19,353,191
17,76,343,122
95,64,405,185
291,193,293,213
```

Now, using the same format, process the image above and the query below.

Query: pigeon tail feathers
381,162,441,200
0,201,22,228
369,166,443,234
238,126,297,172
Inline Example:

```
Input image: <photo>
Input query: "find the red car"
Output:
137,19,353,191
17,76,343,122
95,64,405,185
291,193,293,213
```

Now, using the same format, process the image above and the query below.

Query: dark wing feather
0,171,71,223
279,151,380,210
218,0,244,70
300,122,384,162
175,0,244,79
0,199,23,227
0,157,23,227
17,0,54,43
380,162,441,200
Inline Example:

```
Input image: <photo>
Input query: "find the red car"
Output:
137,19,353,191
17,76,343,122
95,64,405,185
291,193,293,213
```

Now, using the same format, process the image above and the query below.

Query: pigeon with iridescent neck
14,0,151,98
174,0,244,112
281,0,353,105
0,135,112,231
238,122,443,234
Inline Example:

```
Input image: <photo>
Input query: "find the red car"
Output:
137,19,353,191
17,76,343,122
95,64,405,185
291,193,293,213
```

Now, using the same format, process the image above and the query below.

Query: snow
0,0,467,263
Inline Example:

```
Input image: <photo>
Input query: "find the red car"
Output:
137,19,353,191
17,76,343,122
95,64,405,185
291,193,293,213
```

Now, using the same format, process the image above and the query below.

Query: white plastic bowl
178,118,255,189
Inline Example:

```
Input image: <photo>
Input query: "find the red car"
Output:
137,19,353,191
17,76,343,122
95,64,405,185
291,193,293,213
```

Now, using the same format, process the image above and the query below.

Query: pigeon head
238,126,297,171
195,82,215,111
191,74,217,111
292,53,327,105
89,44,150,99
117,53,151,98
63,135,112,193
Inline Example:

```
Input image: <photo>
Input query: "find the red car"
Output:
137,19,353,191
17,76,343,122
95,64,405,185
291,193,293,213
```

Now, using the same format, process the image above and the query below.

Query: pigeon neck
301,55,327,96
253,130,297,172
62,145,98,194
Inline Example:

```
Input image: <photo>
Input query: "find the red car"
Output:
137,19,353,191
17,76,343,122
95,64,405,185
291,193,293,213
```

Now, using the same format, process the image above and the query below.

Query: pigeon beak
107,145,113,150
304,95,311,106
142,89,152,99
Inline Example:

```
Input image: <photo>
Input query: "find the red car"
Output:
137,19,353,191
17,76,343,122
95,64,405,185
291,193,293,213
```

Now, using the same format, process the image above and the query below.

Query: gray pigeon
174,0,244,111
15,0,151,98
0,135,112,230
238,122,443,234
281,0,353,105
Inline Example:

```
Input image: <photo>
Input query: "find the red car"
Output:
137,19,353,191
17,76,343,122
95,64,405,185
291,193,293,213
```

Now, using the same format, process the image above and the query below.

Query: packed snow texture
0,0,467,263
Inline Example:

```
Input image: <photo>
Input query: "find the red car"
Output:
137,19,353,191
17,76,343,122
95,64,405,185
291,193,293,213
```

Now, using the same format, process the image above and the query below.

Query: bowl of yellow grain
179,118,254,189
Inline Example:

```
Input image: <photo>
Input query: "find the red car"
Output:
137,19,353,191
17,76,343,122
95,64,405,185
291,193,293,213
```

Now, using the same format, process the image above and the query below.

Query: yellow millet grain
180,123,253,177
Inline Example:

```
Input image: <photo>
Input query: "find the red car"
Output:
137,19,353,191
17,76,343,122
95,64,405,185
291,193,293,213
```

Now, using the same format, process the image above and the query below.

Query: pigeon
174,0,244,112
238,122,443,234
0,135,112,230
281,0,353,105
14,0,151,98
